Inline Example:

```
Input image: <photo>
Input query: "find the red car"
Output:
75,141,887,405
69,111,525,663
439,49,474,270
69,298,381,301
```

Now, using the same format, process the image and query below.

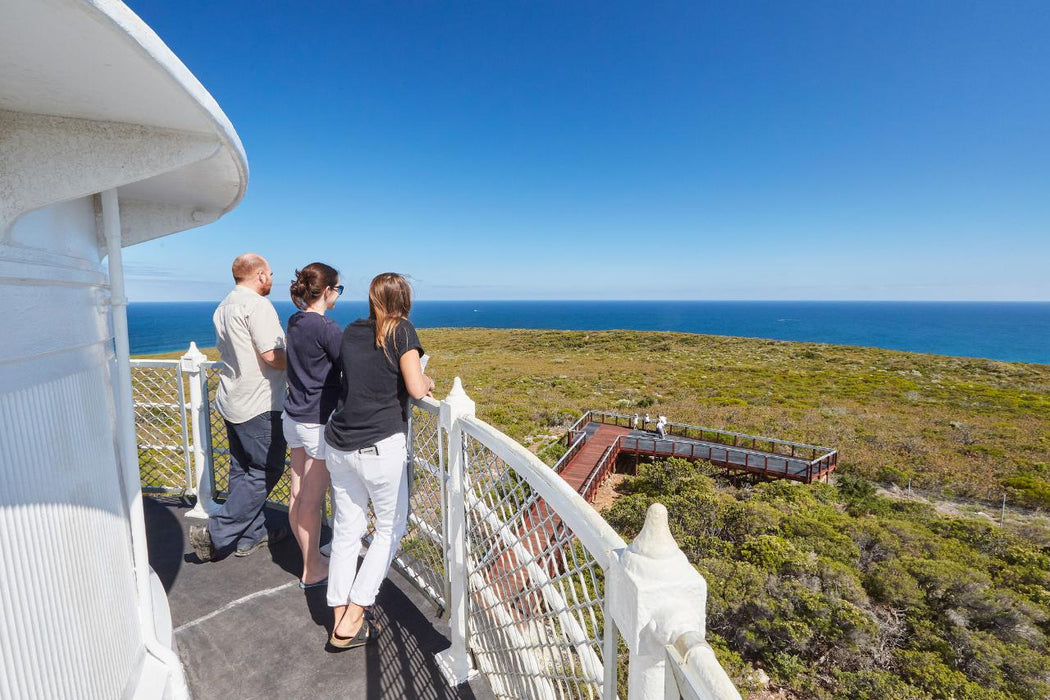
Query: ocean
127,300,1050,364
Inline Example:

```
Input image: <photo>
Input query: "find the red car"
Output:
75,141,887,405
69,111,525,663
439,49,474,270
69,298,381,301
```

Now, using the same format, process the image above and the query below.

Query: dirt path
875,482,1049,543
590,473,629,513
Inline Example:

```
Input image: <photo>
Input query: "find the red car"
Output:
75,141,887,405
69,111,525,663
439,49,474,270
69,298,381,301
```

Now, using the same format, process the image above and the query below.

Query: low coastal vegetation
606,460,1050,698
419,328,1050,698
148,328,1050,697
409,329,1050,510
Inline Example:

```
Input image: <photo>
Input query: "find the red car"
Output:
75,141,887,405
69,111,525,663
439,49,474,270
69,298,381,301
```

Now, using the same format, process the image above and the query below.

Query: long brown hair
368,272,412,359
290,262,339,310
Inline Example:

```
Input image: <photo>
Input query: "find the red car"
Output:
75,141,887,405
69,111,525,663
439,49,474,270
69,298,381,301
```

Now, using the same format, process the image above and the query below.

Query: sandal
327,620,375,651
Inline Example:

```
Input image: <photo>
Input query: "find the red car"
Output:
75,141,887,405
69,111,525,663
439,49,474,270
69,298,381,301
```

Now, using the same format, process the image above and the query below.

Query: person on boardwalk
656,415,667,439
283,263,343,588
189,253,289,561
323,272,434,650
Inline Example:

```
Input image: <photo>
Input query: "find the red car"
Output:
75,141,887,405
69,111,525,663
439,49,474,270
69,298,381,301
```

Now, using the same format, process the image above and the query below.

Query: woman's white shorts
282,412,327,460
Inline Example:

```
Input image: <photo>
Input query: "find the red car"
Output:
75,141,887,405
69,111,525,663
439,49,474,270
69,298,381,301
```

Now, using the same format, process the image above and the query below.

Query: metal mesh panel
130,363,190,493
462,432,613,699
386,402,447,609
203,365,231,498
203,363,293,506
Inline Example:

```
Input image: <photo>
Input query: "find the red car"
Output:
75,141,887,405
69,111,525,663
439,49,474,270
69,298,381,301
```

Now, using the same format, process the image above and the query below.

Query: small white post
435,377,480,686
182,342,218,519
608,503,740,700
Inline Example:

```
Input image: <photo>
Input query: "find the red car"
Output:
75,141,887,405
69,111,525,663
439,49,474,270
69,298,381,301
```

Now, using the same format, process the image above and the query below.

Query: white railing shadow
131,345,740,700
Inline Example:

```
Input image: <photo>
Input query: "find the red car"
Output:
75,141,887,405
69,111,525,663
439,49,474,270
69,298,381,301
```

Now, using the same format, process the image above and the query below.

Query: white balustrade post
435,377,480,685
182,342,219,519
608,503,740,700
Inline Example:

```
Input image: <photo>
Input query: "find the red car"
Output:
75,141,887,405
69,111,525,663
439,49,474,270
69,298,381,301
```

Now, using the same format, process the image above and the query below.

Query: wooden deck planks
558,424,629,492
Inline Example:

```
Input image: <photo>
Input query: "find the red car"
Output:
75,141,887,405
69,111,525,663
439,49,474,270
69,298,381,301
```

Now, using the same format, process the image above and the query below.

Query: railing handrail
551,429,588,473
619,432,816,466
565,409,594,435
579,440,618,500
589,409,835,457
459,415,626,571
411,395,441,414
129,358,180,368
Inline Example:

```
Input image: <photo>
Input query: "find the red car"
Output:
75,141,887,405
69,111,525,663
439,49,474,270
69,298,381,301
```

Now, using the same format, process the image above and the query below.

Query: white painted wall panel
0,228,146,698
0,353,143,699
6,196,100,262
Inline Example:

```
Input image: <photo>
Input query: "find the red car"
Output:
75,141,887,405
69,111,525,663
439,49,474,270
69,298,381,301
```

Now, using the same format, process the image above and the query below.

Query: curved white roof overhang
0,0,249,246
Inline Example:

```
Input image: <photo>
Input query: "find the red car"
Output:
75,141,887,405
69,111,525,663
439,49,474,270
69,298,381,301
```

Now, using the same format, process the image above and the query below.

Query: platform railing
553,429,589,474
130,359,193,495
131,345,740,699
583,409,835,463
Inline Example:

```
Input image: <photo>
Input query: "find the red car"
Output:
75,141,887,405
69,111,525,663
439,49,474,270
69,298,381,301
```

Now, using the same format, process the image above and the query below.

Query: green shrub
832,670,928,700
865,560,925,609
604,456,1050,698
739,534,800,571
1003,473,1050,509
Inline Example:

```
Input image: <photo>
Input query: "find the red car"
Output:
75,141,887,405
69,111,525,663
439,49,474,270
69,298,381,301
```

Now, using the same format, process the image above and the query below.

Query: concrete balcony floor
144,496,493,700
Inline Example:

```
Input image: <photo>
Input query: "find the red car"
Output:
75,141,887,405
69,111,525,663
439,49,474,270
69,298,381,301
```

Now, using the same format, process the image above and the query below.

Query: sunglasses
332,285,345,295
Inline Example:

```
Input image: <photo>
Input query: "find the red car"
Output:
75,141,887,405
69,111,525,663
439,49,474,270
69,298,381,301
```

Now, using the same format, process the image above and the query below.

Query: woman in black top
282,262,342,588
323,272,434,650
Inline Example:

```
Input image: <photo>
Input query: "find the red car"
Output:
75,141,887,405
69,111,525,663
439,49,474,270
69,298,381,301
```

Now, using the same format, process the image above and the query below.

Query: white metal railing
130,345,739,699
130,359,193,495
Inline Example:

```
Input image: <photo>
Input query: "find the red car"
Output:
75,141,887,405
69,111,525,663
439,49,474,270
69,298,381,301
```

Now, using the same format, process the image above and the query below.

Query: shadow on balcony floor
144,496,491,700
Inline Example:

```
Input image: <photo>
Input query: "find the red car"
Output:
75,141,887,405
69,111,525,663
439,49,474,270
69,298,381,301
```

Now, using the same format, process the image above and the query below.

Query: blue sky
123,1,1050,302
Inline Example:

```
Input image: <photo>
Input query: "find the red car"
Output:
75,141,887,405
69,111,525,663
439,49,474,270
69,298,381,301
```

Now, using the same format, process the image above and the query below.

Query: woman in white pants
322,272,434,650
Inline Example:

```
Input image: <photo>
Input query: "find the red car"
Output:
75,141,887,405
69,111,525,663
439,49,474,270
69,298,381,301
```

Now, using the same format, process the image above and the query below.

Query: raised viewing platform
554,411,838,502
131,347,742,699
145,496,490,699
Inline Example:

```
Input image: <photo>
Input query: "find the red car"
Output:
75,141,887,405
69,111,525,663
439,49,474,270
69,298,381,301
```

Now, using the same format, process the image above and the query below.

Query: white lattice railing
130,344,739,700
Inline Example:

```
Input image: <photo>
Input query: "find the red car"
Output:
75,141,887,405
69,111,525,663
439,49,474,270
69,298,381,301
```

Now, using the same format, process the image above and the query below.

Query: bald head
232,253,274,296
232,253,267,282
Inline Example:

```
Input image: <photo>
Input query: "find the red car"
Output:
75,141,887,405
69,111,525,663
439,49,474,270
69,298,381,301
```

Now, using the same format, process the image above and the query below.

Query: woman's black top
324,318,423,452
284,311,342,423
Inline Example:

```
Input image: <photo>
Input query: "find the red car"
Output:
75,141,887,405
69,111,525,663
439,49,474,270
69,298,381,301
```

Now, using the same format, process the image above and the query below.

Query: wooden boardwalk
555,413,838,502
557,423,629,493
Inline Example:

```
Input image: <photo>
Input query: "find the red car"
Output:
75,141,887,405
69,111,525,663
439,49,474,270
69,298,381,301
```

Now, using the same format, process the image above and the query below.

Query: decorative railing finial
628,503,680,560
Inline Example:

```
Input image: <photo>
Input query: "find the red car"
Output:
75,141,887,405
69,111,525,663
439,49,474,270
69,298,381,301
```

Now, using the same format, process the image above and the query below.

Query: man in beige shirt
190,253,289,561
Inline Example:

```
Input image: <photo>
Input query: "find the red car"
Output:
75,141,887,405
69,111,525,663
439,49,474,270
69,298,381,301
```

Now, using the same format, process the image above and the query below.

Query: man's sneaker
189,524,216,562
234,525,289,558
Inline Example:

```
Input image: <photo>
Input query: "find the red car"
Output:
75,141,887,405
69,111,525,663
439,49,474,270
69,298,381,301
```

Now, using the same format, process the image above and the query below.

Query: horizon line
130,298,1050,304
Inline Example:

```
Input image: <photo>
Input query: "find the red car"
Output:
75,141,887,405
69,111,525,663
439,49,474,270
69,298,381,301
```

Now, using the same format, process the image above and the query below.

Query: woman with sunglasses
283,262,344,588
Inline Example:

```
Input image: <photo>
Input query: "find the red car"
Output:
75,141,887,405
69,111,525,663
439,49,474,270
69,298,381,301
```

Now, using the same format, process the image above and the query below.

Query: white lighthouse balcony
132,346,740,699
